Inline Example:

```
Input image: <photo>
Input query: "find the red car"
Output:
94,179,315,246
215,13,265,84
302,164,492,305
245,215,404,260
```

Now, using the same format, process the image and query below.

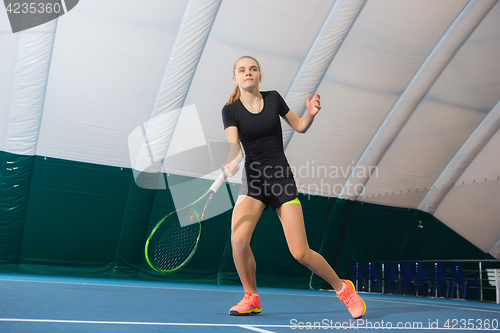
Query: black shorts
239,177,299,210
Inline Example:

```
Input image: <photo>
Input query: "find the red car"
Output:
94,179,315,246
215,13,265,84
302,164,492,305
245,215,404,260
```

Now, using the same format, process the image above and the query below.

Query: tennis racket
145,170,228,273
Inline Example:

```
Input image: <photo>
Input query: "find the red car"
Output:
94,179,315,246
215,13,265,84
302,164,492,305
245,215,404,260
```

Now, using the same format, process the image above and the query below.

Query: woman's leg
231,195,264,294
276,202,344,291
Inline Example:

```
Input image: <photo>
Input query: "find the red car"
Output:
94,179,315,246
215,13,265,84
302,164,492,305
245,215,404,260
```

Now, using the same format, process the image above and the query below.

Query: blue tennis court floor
0,273,499,332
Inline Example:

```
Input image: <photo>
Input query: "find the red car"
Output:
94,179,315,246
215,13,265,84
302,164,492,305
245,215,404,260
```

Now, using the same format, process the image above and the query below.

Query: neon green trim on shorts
238,195,266,209
282,197,300,205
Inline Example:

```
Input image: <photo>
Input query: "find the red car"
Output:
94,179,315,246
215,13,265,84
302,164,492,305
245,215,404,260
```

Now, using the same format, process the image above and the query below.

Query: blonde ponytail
225,85,241,106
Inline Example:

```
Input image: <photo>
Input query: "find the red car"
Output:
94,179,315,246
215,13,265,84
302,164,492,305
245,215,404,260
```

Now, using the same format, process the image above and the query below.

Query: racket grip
209,169,227,193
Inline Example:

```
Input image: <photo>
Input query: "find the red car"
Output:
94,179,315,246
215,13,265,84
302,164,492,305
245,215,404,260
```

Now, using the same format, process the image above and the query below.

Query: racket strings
150,210,200,272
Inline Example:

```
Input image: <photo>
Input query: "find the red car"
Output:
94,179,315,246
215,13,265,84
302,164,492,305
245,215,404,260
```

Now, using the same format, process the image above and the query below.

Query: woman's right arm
224,126,243,177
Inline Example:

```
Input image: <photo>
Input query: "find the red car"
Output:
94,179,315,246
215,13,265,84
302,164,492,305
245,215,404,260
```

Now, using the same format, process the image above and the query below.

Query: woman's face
233,57,261,90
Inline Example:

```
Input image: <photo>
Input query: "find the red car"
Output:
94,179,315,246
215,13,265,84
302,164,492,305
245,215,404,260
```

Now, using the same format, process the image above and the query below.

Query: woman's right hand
223,160,240,178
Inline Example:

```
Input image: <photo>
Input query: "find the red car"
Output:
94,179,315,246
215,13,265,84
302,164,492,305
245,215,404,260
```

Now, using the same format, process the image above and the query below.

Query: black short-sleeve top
222,90,294,180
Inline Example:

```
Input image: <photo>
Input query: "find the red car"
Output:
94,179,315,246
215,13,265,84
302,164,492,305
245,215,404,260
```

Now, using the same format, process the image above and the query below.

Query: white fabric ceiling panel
183,0,335,182
35,0,187,167
286,83,399,197
453,130,500,253
457,131,500,184
340,0,497,201
4,21,57,156
434,171,500,255
418,98,500,215
363,99,484,207
0,10,20,151
286,0,467,197
360,1,500,208
318,0,468,95
360,188,431,209
281,0,367,151
133,0,222,180
205,0,335,69
427,2,500,113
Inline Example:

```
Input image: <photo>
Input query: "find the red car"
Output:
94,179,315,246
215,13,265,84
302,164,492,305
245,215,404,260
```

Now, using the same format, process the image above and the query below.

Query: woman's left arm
283,92,321,133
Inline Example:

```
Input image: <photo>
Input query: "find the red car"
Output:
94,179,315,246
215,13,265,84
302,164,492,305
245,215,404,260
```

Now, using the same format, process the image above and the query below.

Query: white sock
336,282,346,294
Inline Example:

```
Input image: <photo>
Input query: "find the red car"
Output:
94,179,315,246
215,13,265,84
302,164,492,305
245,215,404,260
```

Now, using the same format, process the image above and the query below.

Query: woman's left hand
306,92,321,116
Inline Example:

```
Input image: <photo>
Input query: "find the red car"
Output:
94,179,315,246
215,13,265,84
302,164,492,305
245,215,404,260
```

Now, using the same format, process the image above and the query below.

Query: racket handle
209,169,227,193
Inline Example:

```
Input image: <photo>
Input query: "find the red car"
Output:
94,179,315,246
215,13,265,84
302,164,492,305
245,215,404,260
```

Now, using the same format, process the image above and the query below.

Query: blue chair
431,262,449,298
400,262,416,295
349,262,365,291
364,262,381,292
415,262,432,297
383,262,400,294
447,261,479,300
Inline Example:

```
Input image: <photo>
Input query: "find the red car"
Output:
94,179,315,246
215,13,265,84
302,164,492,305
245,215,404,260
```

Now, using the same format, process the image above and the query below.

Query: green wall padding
113,180,157,279
0,152,34,271
0,151,494,297
17,156,132,277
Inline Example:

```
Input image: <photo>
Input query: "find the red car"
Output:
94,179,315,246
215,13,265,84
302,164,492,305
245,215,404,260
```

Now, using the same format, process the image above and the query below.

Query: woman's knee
290,247,311,265
231,232,251,253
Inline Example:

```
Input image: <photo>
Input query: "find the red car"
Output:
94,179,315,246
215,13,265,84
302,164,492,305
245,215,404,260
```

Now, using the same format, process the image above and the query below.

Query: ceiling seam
139,0,222,172
338,0,498,201
418,97,500,214
282,0,367,151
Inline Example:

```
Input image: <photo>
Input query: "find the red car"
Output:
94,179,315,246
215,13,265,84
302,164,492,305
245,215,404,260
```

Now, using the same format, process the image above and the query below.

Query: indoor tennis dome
1,0,499,292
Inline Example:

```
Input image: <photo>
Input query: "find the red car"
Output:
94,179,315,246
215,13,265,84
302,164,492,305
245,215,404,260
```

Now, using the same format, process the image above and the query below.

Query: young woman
221,56,366,319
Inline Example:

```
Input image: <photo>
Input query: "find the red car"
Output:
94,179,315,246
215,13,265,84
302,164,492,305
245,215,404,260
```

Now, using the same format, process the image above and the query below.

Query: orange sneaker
337,280,366,319
229,292,262,316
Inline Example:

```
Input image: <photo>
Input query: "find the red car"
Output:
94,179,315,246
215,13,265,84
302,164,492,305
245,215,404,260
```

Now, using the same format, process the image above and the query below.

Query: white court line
0,319,282,332
1,318,500,331
239,325,276,333
368,297,500,314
